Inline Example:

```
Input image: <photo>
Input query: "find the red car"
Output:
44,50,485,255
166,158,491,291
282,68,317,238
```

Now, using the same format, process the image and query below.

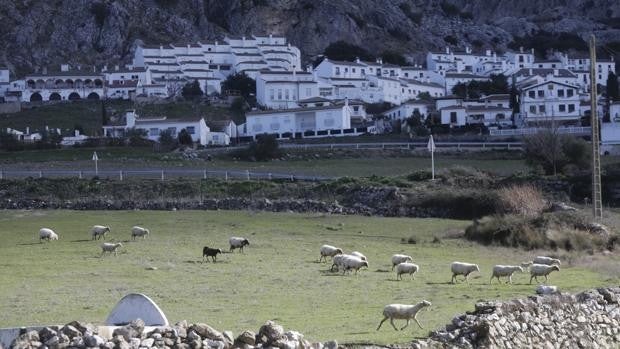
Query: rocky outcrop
412,287,620,348
1,0,619,75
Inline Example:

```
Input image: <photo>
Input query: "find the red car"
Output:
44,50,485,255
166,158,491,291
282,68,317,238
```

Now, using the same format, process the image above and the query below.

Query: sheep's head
420,300,432,307
217,249,222,254
474,264,480,272
516,266,524,273
242,239,250,246
116,243,123,247
105,226,111,232
335,248,343,255
362,261,369,268
552,259,561,265
521,261,533,268
551,265,560,272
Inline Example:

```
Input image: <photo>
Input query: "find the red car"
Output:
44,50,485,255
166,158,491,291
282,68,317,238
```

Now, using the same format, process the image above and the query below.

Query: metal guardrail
278,142,523,150
489,127,592,136
0,169,331,182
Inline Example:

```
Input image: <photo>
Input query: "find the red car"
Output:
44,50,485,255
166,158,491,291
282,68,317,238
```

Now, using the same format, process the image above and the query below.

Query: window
539,105,545,113
361,69,365,75
285,89,289,100
537,90,544,98
186,126,195,134
150,128,159,136
277,89,282,100
344,67,348,73
567,89,573,97
558,89,564,97
335,67,340,75
352,68,356,73
568,104,575,113
353,106,359,112
559,104,566,112
548,84,554,90
269,89,274,100
529,106,536,113
167,127,177,136
529,91,535,98
519,56,524,63
450,112,457,123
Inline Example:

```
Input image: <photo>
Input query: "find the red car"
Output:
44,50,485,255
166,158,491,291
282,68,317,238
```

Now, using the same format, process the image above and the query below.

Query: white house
384,100,432,121
242,102,354,139
256,70,317,109
206,119,237,145
102,110,210,145
23,65,104,102
519,80,581,124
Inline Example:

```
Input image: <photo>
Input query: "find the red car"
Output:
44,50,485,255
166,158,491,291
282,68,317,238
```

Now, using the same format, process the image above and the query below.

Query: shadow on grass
426,281,454,285
17,242,45,246
70,239,92,243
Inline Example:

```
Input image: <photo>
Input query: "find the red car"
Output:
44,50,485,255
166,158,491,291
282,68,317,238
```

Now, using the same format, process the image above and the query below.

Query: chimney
115,65,119,71
306,64,312,72
126,110,136,128
520,46,524,53
355,57,360,64
26,126,30,135
466,46,471,54
269,33,273,44
531,48,535,55
446,47,450,54
376,57,383,65
529,68,533,75
485,49,491,57
61,64,69,72
553,69,558,76
242,36,246,45
75,129,79,137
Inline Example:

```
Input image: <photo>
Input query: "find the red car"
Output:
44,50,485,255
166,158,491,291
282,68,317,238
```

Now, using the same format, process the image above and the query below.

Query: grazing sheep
350,251,367,261
101,242,122,256
396,262,419,280
202,246,222,262
529,264,560,284
391,254,413,270
91,225,110,240
229,237,250,253
521,261,534,270
451,261,480,284
39,228,59,242
330,254,347,272
131,226,150,240
376,300,432,331
533,256,561,266
490,265,524,284
319,244,343,262
341,255,369,275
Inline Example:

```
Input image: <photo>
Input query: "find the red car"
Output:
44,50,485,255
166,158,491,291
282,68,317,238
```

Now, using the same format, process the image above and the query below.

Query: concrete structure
106,293,169,326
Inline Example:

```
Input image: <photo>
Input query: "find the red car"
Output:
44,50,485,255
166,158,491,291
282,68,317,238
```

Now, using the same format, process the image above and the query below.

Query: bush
159,129,177,148
178,129,193,145
125,128,150,147
181,80,203,100
523,131,591,175
497,184,548,217
237,134,282,161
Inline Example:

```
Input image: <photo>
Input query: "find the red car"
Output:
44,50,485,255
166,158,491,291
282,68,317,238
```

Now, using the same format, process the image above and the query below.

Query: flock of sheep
319,244,563,331
36,226,563,333
38,225,150,256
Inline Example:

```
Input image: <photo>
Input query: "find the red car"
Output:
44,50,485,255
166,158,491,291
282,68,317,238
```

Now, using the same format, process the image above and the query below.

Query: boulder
60,326,81,339
257,321,284,344
234,331,255,346
190,324,223,341
39,328,58,343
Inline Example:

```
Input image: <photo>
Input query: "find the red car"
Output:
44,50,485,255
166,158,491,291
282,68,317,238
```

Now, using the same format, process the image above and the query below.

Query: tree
322,41,374,63
607,72,618,102
125,128,149,146
222,73,256,98
509,81,520,115
230,97,247,125
523,129,591,176
381,50,408,66
417,92,433,101
158,129,177,148
182,80,203,100
178,128,193,145
248,134,281,161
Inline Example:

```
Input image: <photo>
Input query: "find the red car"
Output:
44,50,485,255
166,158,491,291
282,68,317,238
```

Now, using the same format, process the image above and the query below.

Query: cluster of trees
451,74,509,99
314,41,409,67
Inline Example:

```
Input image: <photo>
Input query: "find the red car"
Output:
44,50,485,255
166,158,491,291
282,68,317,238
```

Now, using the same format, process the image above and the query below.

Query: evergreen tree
181,80,203,100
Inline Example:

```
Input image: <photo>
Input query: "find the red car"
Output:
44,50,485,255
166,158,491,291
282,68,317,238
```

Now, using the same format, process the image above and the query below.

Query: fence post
0,171,3,179
225,171,228,181
382,143,385,149
39,171,43,178
120,170,123,181
483,143,486,149
268,173,272,180
161,170,165,181
203,169,207,180
290,175,294,181
246,170,250,180
330,144,334,150
79,171,83,179
356,144,359,149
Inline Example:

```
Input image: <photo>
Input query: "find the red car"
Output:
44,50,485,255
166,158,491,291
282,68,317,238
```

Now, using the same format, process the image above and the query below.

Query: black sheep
202,246,222,262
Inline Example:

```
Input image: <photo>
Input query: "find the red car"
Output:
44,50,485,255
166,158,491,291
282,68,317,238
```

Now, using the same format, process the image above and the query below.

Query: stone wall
412,287,620,349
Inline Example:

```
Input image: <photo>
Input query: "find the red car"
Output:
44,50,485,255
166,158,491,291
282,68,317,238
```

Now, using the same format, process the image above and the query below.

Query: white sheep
533,256,561,266
229,237,250,252
319,244,343,262
330,254,348,272
520,261,533,270
101,242,123,256
391,254,413,270
529,264,560,284
39,228,59,242
350,251,367,261
451,261,480,284
395,262,419,281
341,255,369,275
131,226,150,240
489,265,524,284
91,225,110,240
376,300,432,331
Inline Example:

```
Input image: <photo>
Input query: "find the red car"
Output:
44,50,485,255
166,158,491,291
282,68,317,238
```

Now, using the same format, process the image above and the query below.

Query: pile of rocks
9,320,337,349
412,287,620,348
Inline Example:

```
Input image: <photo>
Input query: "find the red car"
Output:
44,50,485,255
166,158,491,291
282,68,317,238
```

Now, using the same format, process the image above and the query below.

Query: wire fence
0,169,332,182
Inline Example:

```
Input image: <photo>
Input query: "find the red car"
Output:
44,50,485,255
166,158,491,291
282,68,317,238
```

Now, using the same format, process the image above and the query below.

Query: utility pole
589,34,603,220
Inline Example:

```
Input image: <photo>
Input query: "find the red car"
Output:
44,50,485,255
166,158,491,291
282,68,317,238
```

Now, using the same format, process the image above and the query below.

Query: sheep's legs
400,319,410,330
389,318,399,331
544,275,548,283
414,317,424,329
376,317,388,331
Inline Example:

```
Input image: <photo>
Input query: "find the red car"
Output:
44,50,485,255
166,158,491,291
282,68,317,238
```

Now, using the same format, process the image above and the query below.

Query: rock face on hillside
1,0,619,76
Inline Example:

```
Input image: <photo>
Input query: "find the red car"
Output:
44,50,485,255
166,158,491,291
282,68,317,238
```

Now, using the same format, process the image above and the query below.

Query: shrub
523,131,591,175
497,184,547,217
181,80,203,100
242,134,281,161
125,128,149,147
159,129,177,148
178,129,193,145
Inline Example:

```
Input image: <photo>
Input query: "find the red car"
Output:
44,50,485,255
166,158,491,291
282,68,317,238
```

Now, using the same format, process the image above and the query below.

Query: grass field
0,210,618,344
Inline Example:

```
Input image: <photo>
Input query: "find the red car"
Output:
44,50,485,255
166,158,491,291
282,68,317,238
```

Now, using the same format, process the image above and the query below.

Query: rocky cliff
0,0,619,76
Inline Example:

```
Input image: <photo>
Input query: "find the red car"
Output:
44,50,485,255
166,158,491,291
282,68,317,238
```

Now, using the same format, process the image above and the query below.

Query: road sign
92,152,99,161
427,135,436,180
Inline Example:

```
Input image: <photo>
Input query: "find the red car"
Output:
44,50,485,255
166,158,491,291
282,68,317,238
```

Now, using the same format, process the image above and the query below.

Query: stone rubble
412,287,620,349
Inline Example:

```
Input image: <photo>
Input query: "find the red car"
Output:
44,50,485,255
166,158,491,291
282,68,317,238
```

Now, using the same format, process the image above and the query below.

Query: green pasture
0,210,618,344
